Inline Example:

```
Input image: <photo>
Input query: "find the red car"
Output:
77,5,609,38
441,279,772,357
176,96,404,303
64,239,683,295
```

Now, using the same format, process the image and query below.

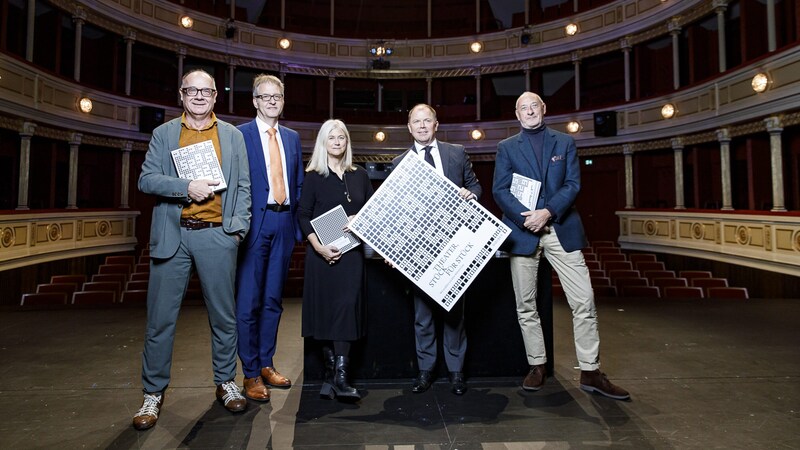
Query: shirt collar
180,112,217,131
256,116,279,134
414,139,438,153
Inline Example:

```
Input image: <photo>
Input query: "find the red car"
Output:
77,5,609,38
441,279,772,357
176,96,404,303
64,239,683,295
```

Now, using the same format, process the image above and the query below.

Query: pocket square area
551,155,565,162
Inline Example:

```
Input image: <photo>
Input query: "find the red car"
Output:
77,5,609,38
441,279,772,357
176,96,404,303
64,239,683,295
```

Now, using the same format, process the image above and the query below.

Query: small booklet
170,140,227,192
310,204,360,254
510,173,542,210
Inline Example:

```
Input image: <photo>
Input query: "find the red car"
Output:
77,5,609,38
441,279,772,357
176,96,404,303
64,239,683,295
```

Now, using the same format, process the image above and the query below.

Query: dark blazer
237,120,304,246
492,126,587,255
138,116,251,259
392,140,482,199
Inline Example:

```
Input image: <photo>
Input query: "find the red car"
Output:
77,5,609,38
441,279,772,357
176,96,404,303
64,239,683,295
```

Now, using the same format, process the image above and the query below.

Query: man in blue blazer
492,91,629,400
133,69,251,430
393,104,482,396
235,74,304,401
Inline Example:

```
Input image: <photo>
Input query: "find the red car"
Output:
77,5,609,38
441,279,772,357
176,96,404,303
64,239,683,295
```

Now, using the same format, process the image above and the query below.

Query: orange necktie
267,128,287,204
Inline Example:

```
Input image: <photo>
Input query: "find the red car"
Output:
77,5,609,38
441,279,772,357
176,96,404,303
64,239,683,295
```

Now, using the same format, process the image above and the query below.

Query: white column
25,0,35,62
377,82,383,113
621,37,632,102
572,51,581,110
475,70,481,121
124,30,136,96
281,0,285,29
177,47,187,105
120,141,132,209
713,0,728,73
623,144,634,209
671,137,686,210
72,8,86,81
280,66,287,120
67,133,82,210
764,116,786,212
766,0,776,52
716,128,733,211
669,18,682,90
328,74,335,119
228,61,236,115
16,122,36,210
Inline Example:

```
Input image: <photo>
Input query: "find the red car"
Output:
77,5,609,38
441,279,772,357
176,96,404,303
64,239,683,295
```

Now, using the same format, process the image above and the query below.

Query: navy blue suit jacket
492,127,587,255
237,120,304,246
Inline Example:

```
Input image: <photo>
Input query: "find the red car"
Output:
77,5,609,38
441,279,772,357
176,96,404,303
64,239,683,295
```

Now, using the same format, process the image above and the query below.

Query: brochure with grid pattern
170,140,227,192
310,204,360,254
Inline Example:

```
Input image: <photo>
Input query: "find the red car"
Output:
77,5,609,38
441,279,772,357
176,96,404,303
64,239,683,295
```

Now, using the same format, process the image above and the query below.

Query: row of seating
553,242,750,299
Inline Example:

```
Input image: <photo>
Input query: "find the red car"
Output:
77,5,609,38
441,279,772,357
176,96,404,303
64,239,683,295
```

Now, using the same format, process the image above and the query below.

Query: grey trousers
141,226,240,394
414,291,467,373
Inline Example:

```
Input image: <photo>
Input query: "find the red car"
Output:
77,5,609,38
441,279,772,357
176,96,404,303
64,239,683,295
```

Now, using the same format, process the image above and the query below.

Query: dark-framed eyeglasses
254,94,284,102
181,87,216,97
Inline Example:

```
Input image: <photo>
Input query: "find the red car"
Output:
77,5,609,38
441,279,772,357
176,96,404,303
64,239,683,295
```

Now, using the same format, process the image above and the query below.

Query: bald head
515,91,546,130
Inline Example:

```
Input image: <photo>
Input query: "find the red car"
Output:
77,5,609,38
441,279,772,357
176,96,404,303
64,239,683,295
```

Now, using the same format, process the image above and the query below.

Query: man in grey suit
392,104,482,395
132,69,252,430
492,91,629,400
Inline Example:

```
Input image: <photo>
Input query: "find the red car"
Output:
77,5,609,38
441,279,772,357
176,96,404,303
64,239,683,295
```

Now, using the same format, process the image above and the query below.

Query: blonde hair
252,74,284,96
306,119,356,176
408,103,437,122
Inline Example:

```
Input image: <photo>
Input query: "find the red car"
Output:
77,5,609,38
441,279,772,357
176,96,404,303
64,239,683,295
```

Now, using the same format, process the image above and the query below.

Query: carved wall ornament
1,228,15,248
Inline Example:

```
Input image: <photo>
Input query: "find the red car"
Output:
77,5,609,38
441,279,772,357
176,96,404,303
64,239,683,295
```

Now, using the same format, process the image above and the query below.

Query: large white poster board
349,154,510,311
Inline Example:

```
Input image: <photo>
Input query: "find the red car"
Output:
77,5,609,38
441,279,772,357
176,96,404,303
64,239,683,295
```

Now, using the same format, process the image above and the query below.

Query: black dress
298,166,374,341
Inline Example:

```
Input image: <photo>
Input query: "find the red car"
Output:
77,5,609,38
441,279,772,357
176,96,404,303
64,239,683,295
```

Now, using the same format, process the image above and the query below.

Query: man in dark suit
235,74,304,401
492,91,629,400
133,69,251,430
392,104,482,395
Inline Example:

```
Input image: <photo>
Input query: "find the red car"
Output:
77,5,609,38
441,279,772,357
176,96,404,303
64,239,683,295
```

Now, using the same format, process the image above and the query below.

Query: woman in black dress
298,119,374,401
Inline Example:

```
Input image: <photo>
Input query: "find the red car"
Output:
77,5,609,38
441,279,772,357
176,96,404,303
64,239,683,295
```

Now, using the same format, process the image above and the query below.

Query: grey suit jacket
138,116,252,259
392,140,482,198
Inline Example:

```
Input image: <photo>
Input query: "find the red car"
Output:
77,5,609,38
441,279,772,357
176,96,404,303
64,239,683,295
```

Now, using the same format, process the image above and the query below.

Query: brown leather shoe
580,369,630,400
522,364,547,391
132,393,163,430
244,376,271,402
261,367,292,388
216,381,247,412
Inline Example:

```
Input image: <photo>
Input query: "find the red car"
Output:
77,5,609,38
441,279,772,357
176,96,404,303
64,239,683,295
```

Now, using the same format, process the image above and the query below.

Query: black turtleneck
522,123,546,169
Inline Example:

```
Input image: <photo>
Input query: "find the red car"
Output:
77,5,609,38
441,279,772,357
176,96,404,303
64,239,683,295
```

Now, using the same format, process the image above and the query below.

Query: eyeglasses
181,87,216,97
517,102,542,113
254,94,284,102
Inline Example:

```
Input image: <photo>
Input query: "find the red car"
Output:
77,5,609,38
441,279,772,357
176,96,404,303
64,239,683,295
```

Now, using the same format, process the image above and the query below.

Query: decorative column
474,69,481,121
67,133,82,210
16,122,36,210
427,0,432,38
25,0,35,62
572,51,581,110
765,116,786,212
671,137,686,210
621,37,632,102
426,76,432,105
124,30,136,96
623,144,634,209
279,65,287,119
176,47,187,105
766,0,776,52
328,73,335,119
72,8,86,81
280,0,285,29
228,60,236,114
119,141,132,209
716,128,733,210
329,0,334,36
669,18,682,90
713,0,727,73
377,82,383,113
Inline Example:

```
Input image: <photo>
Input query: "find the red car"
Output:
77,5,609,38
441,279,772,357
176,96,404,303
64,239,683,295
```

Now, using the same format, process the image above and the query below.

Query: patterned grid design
310,205,360,254
350,155,509,308
170,140,227,191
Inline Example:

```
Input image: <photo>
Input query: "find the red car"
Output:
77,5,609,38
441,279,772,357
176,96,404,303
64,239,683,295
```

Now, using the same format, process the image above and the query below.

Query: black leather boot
332,355,361,400
319,346,337,399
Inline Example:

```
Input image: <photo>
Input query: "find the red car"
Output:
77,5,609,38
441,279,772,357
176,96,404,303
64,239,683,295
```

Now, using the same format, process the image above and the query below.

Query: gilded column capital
69,132,83,146
715,128,731,143
21,121,37,137
671,137,684,150
668,17,682,34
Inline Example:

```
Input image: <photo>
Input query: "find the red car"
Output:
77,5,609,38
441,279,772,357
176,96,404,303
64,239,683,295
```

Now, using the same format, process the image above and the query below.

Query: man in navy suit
392,104,482,396
492,92,629,400
235,74,304,401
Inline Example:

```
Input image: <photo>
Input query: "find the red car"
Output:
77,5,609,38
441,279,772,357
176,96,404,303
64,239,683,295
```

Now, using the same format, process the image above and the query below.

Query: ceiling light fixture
470,41,483,53
180,15,193,29
278,38,292,50
661,103,676,119
751,72,770,93
565,23,579,36
78,97,93,113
